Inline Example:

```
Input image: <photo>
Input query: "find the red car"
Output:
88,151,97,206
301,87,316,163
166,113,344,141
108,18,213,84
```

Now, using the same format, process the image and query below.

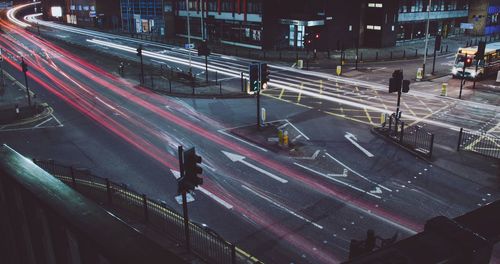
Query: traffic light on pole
260,63,270,89
464,57,473,67
475,41,486,61
21,58,28,73
136,45,143,56
389,70,403,93
249,63,259,92
183,147,203,191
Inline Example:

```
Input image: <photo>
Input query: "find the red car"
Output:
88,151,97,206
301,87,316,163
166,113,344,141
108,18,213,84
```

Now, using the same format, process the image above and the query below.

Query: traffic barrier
416,68,423,81
283,130,289,147
441,83,447,96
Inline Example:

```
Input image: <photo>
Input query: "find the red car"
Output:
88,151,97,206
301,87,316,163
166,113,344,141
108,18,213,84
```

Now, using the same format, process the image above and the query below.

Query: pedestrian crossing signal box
249,64,260,92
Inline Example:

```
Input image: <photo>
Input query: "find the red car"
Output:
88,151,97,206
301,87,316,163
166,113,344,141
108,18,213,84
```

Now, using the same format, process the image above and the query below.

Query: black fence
33,159,261,264
376,114,434,159
457,128,500,159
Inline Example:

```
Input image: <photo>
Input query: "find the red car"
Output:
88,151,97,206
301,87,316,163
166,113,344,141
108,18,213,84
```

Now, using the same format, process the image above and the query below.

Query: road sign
184,43,195,49
460,23,474,30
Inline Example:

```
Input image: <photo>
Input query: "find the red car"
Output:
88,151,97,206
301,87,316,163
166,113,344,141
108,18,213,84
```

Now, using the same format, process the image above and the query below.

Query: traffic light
402,80,410,93
179,147,203,193
464,57,473,67
21,59,28,73
434,35,442,51
198,40,210,56
249,63,259,92
475,41,486,61
260,63,270,86
136,45,142,57
389,70,403,93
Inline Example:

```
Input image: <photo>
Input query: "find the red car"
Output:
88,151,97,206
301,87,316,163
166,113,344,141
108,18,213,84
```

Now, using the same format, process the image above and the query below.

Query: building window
367,24,381,30
368,3,383,8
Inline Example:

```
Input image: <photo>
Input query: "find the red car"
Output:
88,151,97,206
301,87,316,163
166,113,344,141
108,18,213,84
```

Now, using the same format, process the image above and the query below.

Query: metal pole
431,45,437,74
355,41,359,70
185,0,192,73
257,64,261,128
205,54,208,83
0,50,4,88
472,60,479,89
200,0,204,40
396,90,401,118
178,146,190,253
422,0,432,77
140,52,144,85
22,58,31,107
459,61,466,99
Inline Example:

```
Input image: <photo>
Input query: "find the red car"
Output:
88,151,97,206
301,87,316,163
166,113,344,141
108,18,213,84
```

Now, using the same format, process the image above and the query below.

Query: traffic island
0,103,50,126
227,120,320,158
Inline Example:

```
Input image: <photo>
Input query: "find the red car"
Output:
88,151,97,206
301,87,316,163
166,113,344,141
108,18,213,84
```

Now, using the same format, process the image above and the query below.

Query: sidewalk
0,69,48,126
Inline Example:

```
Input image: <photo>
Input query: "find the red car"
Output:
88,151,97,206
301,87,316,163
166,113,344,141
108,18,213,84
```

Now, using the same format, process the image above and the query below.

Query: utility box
497,71,500,83
297,60,303,69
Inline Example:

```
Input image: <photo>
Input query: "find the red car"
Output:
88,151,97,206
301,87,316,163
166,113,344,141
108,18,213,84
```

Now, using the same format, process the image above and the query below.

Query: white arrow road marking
325,152,392,192
170,169,233,209
295,149,321,160
222,151,288,183
241,185,323,229
345,132,374,158
175,193,195,204
327,169,348,178
293,162,381,199
370,187,382,194
218,129,268,152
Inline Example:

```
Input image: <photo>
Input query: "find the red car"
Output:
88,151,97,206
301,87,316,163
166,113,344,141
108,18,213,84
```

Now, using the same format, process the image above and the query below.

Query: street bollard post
441,83,448,96
283,131,289,147
278,129,283,145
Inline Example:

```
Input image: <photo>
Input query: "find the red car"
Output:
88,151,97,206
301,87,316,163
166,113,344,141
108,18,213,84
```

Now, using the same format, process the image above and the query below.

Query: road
0,3,499,263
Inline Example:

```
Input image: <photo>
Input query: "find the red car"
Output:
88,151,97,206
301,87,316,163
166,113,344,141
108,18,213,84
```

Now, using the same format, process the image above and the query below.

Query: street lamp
422,0,432,77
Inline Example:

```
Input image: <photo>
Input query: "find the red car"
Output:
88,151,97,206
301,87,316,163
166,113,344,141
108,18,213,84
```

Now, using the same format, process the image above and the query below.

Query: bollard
278,129,284,145
390,51,393,60
360,52,363,61
446,44,449,53
496,70,500,83
415,49,418,58
441,83,448,96
336,65,342,76
375,51,378,61
15,104,19,116
283,131,289,147
380,113,385,126
403,50,406,59
261,107,266,124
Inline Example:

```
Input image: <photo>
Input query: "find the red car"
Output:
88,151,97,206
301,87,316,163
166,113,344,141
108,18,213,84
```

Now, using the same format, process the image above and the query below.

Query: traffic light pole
140,52,144,85
177,146,191,253
21,58,31,107
472,61,479,89
205,54,208,83
431,46,437,75
459,62,466,100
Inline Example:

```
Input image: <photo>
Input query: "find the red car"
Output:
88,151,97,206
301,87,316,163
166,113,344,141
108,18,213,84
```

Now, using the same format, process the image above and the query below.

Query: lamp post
422,0,432,77
185,0,192,74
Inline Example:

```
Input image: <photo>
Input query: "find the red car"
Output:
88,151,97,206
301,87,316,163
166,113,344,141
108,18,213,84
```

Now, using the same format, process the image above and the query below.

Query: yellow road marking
403,102,417,116
408,104,452,127
278,88,285,99
364,108,374,125
415,96,434,113
297,83,304,103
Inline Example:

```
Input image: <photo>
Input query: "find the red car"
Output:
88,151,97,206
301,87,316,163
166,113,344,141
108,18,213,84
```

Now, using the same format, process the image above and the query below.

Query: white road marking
33,117,53,128
325,152,392,192
295,149,320,160
370,187,383,194
241,185,323,229
286,119,310,140
293,162,381,199
170,169,233,209
222,151,288,183
344,132,374,157
218,129,268,152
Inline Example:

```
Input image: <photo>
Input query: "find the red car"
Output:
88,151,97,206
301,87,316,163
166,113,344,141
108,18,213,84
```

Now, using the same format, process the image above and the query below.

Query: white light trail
7,2,40,28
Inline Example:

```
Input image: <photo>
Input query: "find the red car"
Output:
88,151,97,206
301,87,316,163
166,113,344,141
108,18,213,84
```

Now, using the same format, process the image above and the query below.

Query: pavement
0,67,54,129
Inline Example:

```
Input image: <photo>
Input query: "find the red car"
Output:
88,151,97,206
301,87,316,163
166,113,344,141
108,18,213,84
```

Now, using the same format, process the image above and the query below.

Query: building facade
120,0,165,36
396,0,469,41
468,0,500,35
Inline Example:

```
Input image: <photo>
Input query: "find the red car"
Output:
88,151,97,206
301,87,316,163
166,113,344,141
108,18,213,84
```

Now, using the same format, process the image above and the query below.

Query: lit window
368,3,383,8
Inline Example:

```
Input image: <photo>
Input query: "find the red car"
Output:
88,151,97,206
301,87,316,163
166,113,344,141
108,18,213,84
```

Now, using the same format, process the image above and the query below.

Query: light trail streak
3,12,426,262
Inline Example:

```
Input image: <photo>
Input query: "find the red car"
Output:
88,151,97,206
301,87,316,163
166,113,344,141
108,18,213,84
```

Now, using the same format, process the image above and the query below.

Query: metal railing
377,114,434,159
457,128,500,159
33,159,261,264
